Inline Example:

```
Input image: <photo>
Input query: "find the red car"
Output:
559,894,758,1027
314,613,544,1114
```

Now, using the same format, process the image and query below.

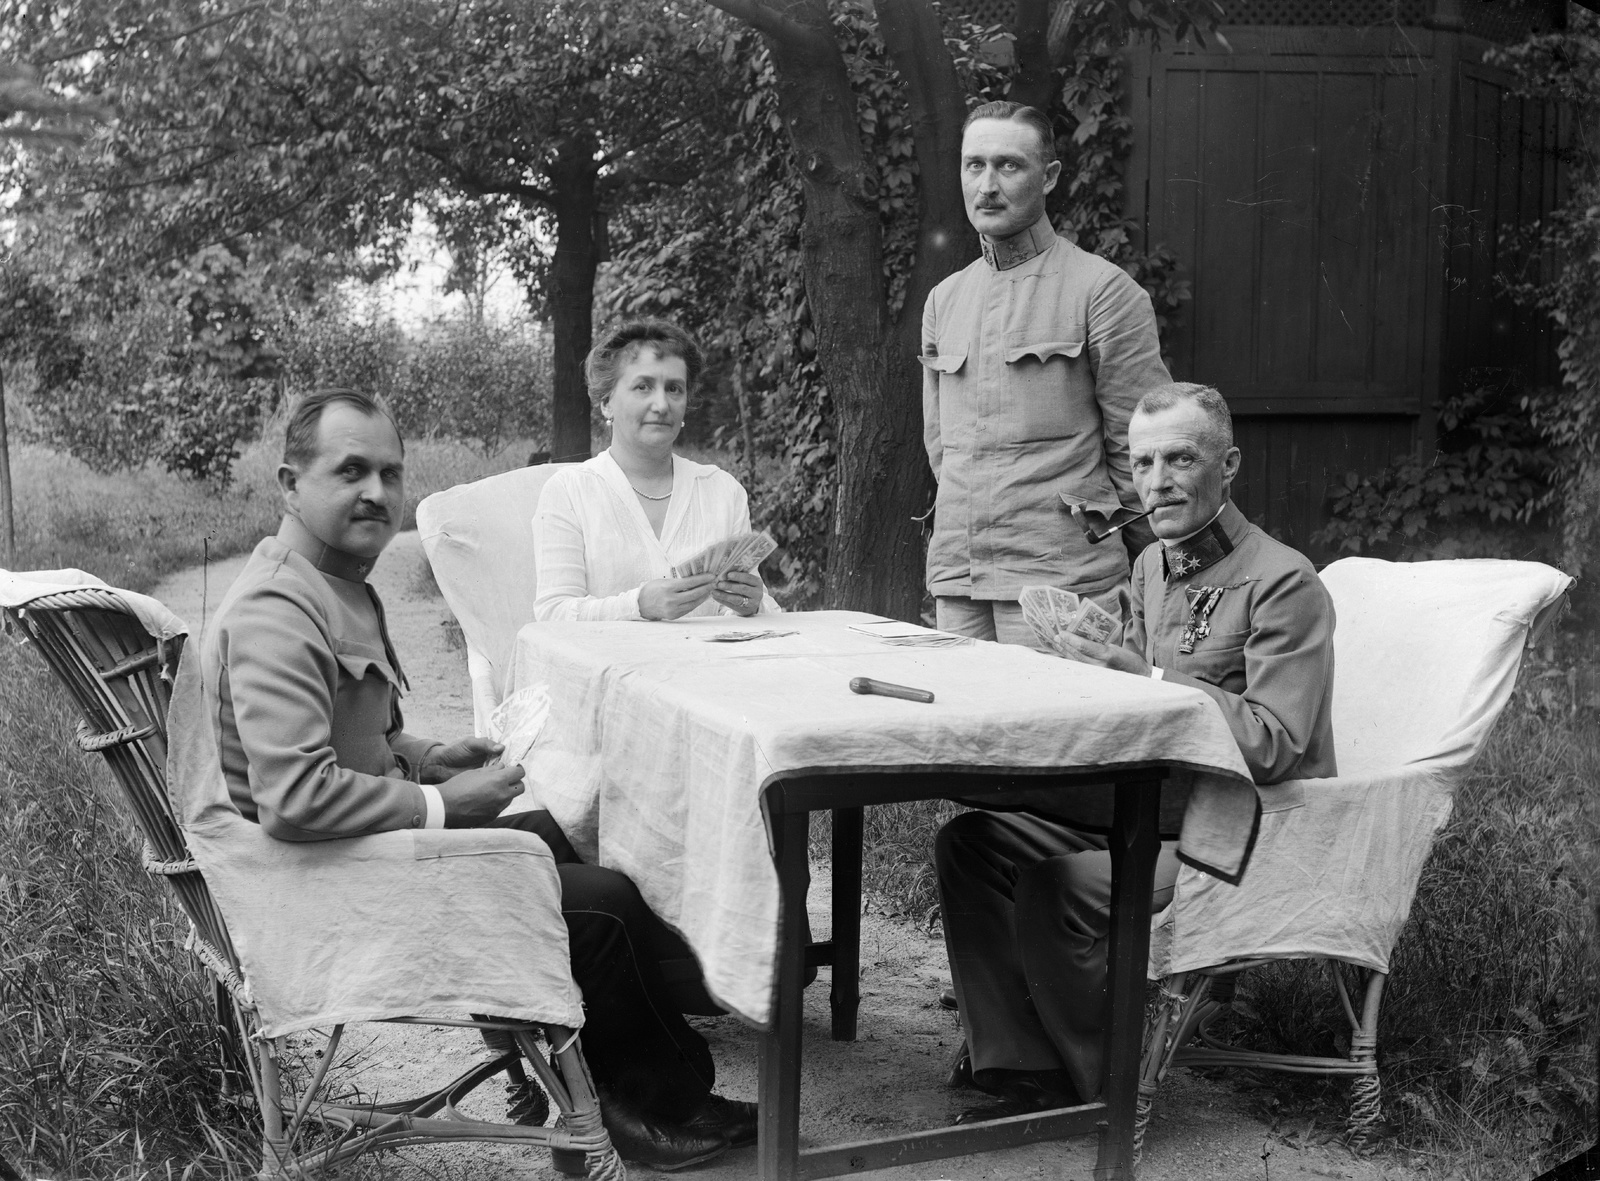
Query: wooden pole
0,365,15,565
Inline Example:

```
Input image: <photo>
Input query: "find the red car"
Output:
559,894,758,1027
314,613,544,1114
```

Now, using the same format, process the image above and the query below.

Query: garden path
154,533,1423,1181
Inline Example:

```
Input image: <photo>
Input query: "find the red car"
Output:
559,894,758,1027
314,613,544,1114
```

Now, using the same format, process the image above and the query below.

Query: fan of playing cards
1019,585,1121,653
670,530,778,581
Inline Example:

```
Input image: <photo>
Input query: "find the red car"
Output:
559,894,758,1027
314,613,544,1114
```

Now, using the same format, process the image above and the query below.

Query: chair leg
1134,973,1202,1164
518,1026,625,1181
1347,971,1387,1146
257,1043,291,1179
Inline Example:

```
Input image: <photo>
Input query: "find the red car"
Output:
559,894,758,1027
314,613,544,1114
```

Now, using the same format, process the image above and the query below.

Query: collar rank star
1161,517,1236,582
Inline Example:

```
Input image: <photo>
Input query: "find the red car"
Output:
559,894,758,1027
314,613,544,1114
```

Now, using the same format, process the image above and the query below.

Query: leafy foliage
1315,376,1556,560
280,294,554,457
1485,13,1600,581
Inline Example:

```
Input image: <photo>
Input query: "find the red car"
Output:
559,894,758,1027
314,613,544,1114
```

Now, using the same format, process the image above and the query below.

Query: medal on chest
1179,586,1227,655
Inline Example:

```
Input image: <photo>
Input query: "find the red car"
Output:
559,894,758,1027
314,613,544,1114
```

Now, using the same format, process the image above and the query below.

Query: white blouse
532,451,781,622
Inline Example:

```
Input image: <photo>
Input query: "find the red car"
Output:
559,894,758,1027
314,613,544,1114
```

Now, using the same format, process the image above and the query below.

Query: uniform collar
980,215,1056,271
277,515,378,583
1160,501,1248,581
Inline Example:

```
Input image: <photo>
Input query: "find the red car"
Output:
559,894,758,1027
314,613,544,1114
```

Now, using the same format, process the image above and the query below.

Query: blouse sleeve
532,474,644,622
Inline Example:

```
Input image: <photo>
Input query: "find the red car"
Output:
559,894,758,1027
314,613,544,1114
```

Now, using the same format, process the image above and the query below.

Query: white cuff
419,783,446,829
1149,666,1165,681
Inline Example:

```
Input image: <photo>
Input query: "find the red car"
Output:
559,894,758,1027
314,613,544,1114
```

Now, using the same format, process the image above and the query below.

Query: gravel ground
154,531,1430,1181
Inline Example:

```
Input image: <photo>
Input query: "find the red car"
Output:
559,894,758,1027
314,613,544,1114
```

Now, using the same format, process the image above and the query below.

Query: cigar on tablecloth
849,676,935,704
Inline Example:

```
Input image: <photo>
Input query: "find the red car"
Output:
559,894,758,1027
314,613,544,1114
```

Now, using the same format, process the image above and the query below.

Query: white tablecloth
509,611,1253,1026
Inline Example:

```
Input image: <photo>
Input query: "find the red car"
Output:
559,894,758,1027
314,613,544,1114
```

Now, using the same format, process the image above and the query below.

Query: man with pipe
921,100,1170,646
935,382,1338,1111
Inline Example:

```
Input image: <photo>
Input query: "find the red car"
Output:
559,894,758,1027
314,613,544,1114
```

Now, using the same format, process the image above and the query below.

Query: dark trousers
934,810,1180,1101
489,810,715,1121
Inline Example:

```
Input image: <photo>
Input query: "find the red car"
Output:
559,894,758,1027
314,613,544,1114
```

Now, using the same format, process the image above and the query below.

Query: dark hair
1135,382,1235,451
584,318,705,408
962,100,1057,165
282,388,403,468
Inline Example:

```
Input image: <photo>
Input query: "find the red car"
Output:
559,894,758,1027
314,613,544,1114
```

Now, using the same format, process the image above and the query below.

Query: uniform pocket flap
919,351,968,374
333,640,399,688
1004,337,1085,364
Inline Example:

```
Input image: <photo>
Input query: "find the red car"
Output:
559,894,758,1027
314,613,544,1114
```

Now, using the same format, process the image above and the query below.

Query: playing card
484,684,551,769
672,531,778,580
1069,597,1118,643
1020,585,1120,650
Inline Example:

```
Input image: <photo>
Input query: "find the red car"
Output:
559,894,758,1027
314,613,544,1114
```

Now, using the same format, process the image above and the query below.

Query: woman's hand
712,570,767,617
639,573,717,620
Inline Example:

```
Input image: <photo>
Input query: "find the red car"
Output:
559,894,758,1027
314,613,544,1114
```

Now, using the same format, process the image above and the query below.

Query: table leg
1094,775,1163,1181
829,806,863,1042
759,806,809,1180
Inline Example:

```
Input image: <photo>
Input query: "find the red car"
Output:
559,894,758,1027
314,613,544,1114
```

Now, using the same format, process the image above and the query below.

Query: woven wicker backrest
5,592,242,979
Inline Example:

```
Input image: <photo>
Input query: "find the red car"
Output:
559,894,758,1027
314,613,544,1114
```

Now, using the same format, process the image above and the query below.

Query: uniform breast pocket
1175,629,1249,694
919,348,971,428
1002,334,1087,443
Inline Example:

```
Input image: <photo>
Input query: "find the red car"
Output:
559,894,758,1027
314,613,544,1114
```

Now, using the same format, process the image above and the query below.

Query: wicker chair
1135,557,1573,1160
1,578,625,1179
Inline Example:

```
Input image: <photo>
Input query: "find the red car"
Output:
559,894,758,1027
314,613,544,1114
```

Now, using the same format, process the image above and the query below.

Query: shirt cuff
419,783,446,829
1150,666,1165,681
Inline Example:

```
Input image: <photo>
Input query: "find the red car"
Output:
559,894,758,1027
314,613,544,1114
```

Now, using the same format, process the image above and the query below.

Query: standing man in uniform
922,101,1171,645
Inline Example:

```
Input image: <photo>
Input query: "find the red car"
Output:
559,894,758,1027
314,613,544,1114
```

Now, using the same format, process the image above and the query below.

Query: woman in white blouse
533,318,781,622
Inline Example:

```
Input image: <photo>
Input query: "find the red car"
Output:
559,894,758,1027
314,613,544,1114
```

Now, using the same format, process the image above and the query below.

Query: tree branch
417,142,554,205
700,0,817,49
596,112,697,167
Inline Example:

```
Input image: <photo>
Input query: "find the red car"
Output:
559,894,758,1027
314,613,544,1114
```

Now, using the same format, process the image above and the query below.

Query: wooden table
508,612,1253,1181
764,767,1163,1181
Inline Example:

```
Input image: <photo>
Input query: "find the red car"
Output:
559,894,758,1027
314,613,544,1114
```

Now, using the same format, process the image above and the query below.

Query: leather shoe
683,1093,758,1148
598,1087,728,1171
945,1039,975,1090
938,987,959,1011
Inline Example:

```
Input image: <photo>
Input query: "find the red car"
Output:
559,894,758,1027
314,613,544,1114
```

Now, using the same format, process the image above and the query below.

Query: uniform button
411,814,422,827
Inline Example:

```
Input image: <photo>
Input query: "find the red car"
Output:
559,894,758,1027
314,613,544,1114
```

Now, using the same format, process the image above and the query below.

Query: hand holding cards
1019,585,1121,651
671,530,778,580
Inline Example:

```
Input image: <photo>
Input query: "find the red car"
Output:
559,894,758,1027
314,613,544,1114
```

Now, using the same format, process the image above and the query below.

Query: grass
0,434,538,1180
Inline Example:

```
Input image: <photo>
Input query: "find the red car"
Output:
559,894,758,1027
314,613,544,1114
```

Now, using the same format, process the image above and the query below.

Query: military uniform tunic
921,216,1172,602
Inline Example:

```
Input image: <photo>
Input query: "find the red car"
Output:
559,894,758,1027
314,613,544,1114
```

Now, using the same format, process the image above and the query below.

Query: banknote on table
670,530,778,580
1019,584,1120,649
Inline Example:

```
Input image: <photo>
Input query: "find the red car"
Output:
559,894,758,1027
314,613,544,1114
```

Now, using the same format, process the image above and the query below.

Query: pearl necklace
630,483,672,502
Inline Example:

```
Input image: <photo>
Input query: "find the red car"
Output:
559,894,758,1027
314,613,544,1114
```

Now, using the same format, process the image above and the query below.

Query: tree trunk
547,135,601,463
0,366,13,565
1007,0,1058,110
742,0,916,618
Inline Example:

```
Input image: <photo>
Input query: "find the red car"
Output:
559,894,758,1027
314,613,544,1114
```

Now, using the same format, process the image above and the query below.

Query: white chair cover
416,464,577,733
167,643,585,1039
1151,557,1573,976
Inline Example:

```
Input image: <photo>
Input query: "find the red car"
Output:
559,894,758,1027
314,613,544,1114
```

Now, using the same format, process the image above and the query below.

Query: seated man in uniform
935,381,1337,1111
202,387,754,1171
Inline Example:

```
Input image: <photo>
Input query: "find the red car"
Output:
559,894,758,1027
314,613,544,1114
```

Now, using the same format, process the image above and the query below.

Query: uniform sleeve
1087,267,1171,552
1123,548,1152,660
1160,566,1336,785
223,583,430,841
921,288,943,482
532,473,644,622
